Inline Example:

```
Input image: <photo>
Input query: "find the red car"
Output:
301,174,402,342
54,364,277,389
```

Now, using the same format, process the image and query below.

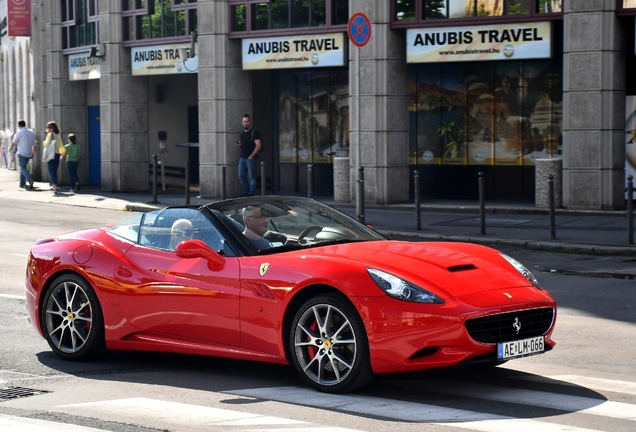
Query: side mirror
175,240,225,270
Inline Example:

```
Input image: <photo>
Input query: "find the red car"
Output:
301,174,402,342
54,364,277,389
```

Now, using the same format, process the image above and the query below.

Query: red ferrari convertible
25,196,556,393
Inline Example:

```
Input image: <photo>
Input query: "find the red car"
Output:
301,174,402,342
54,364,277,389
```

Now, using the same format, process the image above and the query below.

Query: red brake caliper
307,320,318,359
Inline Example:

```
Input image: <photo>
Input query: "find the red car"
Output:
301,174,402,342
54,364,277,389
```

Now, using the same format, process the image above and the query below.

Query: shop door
87,106,101,185
276,70,349,196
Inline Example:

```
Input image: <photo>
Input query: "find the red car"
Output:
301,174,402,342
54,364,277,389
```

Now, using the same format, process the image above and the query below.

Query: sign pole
357,46,360,174
348,12,372,207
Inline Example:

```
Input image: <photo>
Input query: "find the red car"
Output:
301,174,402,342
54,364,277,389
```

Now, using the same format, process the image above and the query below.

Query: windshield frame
205,196,387,255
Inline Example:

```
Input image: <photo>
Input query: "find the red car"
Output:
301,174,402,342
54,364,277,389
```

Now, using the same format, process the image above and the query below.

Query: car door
113,208,241,347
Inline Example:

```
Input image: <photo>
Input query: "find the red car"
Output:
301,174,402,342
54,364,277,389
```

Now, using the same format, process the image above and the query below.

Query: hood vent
447,264,476,272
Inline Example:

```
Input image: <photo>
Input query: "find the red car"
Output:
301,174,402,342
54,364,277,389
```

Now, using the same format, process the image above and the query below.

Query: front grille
465,307,554,344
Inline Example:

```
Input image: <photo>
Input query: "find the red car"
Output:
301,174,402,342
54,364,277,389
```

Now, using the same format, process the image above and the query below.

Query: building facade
0,0,36,167
15,1,636,209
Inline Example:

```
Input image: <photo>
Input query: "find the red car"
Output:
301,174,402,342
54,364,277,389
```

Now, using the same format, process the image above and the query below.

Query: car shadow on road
34,350,609,423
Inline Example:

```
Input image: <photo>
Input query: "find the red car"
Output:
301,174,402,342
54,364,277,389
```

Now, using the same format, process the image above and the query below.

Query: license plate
497,336,544,360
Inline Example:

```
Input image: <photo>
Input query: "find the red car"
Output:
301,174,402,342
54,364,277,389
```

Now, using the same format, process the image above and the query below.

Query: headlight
367,268,444,304
500,253,542,289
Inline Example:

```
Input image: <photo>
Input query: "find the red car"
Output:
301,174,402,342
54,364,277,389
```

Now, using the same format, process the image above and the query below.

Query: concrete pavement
1,168,634,256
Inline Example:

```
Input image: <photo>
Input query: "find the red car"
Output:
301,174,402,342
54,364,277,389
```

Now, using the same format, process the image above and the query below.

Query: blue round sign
348,12,372,48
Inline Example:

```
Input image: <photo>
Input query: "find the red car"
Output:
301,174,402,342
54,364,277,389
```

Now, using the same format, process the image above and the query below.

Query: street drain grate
0,386,50,402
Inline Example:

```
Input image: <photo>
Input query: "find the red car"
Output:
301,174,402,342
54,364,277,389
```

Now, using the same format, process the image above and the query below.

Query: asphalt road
1,199,635,432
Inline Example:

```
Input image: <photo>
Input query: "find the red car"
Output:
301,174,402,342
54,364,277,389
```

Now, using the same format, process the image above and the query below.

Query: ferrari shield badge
504,292,513,299
259,263,270,277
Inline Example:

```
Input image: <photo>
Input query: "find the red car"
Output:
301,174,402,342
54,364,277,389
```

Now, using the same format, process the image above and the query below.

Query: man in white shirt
10,120,37,189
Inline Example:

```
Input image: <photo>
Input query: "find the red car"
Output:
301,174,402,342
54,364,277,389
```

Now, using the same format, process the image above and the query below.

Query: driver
170,219,193,249
242,206,286,248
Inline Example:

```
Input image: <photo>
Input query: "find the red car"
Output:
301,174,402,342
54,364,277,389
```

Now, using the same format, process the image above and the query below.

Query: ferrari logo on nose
259,263,270,277
504,292,513,299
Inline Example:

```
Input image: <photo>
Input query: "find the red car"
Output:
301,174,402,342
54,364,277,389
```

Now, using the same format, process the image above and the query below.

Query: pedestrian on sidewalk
9,120,36,190
235,114,262,196
61,133,81,193
43,121,65,193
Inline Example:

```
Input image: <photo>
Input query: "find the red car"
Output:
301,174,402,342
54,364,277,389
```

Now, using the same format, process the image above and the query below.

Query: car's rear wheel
41,274,105,361
290,294,374,393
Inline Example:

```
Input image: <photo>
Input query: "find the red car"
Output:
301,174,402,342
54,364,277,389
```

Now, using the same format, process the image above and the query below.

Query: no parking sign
348,12,372,48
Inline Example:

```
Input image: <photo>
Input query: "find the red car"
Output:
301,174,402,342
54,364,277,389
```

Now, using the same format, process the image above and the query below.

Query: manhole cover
0,386,50,402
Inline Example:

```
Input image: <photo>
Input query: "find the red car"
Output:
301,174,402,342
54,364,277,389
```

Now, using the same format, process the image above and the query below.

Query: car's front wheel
290,294,374,393
41,274,105,361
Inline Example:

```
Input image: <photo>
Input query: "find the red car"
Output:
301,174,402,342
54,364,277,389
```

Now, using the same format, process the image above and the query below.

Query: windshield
207,196,385,254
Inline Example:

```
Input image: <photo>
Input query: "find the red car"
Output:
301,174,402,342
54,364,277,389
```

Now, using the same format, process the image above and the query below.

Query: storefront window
61,0,98,50
393,0,561,26
623,0,636,8
279,70,349,163
233,4,247,31
123,0,196,43
231,0,346,35
537,0,562,13
409,60,562,166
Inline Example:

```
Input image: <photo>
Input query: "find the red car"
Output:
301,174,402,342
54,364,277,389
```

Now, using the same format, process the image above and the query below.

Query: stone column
535,158,562,208
98,1,149,192
562,2,626,210
198,0,252,198
333,157,350,202
349,1,409,204
33,1,66,183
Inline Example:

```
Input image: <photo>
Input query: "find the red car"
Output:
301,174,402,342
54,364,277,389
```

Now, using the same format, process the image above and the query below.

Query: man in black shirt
235,114,262,196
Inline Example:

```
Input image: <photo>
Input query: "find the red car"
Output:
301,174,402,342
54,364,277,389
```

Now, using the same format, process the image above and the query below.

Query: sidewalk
1,168,634,256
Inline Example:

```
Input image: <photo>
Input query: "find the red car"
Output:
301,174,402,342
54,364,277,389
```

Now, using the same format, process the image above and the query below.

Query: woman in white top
43,121,65,192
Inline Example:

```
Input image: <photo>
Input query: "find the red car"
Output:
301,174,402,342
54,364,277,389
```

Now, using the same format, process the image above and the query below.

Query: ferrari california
25,196,556,393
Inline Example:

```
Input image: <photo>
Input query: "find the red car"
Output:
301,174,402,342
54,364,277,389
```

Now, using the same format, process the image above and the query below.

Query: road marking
228,387,604,431
523,375,636,396
426,379,636,421
59,397,362,431
0,293,26,300
9,253,29,258
0,413,107,431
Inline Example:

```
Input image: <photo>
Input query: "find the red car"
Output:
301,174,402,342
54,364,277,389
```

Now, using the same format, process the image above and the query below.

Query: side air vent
447,264,476,272
409,346,439,360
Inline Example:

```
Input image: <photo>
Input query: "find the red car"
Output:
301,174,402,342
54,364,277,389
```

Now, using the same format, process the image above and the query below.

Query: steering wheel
297,226,322,244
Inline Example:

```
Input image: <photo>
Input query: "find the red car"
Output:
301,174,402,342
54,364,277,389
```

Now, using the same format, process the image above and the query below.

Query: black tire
289,293,374,393
40,274,105,361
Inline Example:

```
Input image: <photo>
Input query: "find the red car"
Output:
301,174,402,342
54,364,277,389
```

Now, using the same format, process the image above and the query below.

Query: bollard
261,161,266,196
151,154,159,204
307,164,313,199
357,166,365,224
184,161,190,206
628,175,634,245
478,172,485,235
548,174,556,240
414,169,421,230
221,166,227,200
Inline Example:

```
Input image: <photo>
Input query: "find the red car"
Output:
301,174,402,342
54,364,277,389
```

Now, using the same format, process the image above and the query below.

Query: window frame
61,0,100,54
228,0,348,39
390,0,563,29
121,0,197,47
618,0,636,16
